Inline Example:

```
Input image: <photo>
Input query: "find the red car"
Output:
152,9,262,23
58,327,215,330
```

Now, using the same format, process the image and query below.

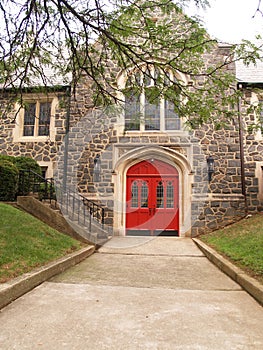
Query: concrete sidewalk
0,237,262,349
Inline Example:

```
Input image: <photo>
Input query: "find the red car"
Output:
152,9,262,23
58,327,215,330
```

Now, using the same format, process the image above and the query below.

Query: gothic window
124,66,181,132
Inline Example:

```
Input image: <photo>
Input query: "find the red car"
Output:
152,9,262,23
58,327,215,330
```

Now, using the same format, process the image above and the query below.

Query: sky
184,0,263,43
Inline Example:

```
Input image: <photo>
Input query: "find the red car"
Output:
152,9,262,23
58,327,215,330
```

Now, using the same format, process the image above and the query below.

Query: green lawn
0,202,83,282
200,214,263,283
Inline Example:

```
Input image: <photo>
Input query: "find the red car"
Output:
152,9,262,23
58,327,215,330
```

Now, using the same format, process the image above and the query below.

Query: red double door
126,159,179,236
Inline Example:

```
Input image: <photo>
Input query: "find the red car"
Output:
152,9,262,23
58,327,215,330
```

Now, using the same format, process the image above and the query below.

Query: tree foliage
0,0,262,127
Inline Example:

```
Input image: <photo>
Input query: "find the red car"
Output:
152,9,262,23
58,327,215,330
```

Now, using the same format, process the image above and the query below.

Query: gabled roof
0,64,71,90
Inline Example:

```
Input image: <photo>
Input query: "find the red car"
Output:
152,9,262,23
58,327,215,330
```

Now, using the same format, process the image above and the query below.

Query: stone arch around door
112,146,194,237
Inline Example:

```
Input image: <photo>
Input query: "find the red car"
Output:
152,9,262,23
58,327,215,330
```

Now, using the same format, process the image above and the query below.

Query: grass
200,214,263,283
0,202,83,283
1,202,262,285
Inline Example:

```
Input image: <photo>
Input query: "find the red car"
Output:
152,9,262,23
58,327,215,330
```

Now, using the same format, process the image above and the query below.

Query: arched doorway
126,159,179,236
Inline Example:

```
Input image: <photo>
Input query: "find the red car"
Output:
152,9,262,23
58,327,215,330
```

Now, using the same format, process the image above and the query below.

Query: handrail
18,170,106,234
56,187,105,232
18,169,55,203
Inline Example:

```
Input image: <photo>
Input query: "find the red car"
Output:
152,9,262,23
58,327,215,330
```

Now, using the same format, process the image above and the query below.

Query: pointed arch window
124,66,181,132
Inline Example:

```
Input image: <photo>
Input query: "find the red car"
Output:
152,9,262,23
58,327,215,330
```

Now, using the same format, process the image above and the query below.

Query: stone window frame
250,91,263,141
116,64,189,135
38,161,54,178
255,162,263,201
13,93,58,143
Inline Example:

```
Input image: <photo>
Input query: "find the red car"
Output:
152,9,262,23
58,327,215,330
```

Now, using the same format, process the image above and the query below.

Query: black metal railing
18,170,106,234
18,170,56,204
56,187,105,232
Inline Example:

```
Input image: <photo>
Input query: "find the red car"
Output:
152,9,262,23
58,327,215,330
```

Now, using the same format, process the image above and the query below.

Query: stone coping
193,238,263,306
0,245,95,310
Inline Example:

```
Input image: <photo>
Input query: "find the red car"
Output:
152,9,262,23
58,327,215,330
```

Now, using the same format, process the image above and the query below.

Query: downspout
237,83,248,214
63,86,71,190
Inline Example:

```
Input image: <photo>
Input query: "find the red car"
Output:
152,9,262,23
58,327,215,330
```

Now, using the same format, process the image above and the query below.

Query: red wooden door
126,160,179,236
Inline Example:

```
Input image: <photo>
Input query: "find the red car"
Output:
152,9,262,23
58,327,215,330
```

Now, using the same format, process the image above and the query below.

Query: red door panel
126,160,179,236
126,179,150,230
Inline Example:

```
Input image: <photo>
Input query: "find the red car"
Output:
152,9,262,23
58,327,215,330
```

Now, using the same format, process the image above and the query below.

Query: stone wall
56,42,263,236
0,91,69,176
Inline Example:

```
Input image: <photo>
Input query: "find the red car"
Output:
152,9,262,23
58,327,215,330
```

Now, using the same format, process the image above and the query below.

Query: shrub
13,156,41,174
0,160,19,201
0,154,13,162
0,155,42,198
0,155,41,174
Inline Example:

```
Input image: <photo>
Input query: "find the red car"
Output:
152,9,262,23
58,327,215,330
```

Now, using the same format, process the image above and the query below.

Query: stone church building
0,7,263,238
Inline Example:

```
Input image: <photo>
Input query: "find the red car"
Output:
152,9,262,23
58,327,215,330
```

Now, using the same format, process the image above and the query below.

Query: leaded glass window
125,90,140,131
166,181,174,208
23,103,36,136
124,66,181,132
156,181,164,208
131,181,139,208
38,102,51,136
145,89,160,131
23,101,51,137
140,181,148,208
165,100,180,131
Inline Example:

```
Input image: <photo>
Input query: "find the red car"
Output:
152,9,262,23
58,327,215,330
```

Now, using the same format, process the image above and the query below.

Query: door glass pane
23,103,36,136
39,102,51,136
131,181,139,208
167,181,174,208
156,181,164,208
140,181,148,208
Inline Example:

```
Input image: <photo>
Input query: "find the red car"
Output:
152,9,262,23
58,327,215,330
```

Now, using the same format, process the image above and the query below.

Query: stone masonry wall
0,91,68,172
61,42,263,235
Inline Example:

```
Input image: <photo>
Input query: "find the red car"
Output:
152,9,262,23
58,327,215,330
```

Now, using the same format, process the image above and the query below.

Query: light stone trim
13,94,59,143
37,161,54,178
256,161,263,201
112,145,194,237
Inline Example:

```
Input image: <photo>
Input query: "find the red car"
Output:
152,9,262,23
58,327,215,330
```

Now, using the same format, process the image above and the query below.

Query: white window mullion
34,101,40,137
141,89,145,131
160,98,165,131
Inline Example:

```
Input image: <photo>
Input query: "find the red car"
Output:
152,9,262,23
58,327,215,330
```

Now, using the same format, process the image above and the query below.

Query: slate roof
235,59,263,84
2,57,263,88
22,59,263,86
29,65,71,87
0,64,71,90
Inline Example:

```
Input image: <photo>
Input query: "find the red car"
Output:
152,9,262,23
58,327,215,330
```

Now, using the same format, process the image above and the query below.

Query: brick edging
0,245,95,310
192,238,263,306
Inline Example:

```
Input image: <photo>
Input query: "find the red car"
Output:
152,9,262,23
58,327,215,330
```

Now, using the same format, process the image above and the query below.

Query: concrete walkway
0,237,262,349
